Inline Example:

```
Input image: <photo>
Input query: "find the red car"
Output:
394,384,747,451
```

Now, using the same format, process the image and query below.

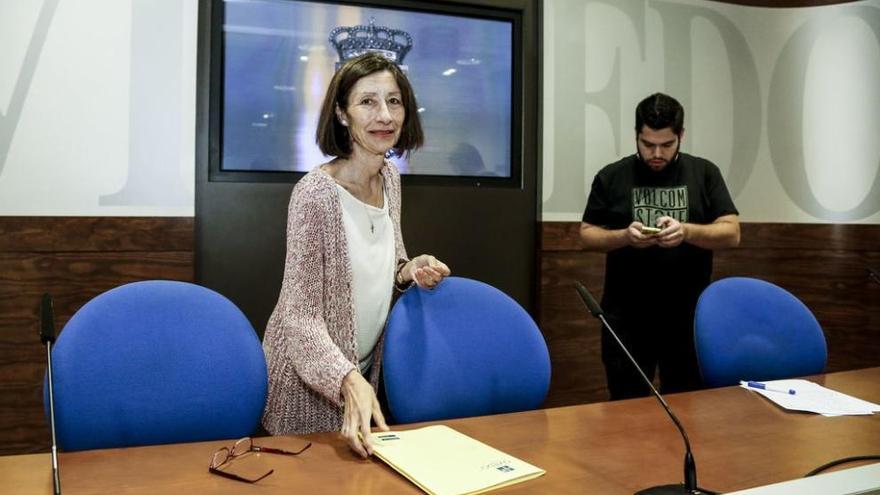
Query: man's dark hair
635,93,684,136
316,52,424,158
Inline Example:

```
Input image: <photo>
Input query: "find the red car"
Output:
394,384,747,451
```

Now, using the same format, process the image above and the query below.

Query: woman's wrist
341,369,358,389
395,260,409,284
394,259,412,290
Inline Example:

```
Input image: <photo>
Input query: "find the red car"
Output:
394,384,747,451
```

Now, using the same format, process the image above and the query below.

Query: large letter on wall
768,5,880,221
651,1,761,198
543,0,646,216
0,0,59,178
100,0,191,208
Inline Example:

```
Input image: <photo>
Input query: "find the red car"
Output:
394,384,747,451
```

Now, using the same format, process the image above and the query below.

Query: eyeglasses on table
209,436,312,483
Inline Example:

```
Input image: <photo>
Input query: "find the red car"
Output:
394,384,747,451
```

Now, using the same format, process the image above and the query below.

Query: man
580,93,740,400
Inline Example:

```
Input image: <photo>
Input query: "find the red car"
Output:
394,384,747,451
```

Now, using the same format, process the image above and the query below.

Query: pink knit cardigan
261,161,408,435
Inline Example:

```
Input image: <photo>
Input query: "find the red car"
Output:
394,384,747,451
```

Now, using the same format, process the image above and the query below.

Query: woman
261,52,451,458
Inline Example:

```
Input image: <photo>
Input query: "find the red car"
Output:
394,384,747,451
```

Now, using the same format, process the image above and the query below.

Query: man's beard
638,143,680,171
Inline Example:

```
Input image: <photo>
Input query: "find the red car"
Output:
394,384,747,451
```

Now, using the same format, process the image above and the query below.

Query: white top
336,183,395,373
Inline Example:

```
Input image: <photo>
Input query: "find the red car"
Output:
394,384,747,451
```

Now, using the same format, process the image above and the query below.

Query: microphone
574,282,714,495
40,293,57,345
39,293,62,495
869,267,880,286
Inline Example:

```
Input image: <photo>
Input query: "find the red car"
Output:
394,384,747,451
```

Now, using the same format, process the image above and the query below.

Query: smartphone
640,226,662,235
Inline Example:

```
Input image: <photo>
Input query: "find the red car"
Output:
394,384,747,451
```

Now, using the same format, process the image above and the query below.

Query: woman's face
337,70,405,158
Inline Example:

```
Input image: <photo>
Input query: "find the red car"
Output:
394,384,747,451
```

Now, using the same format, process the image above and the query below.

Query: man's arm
580,221,658,252
682,214,740,249
654,214,740,250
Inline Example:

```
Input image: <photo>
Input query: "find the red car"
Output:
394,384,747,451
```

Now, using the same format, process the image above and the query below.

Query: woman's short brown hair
316,52,424,158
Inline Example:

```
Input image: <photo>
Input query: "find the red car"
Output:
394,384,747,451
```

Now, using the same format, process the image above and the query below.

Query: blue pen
745,381,796,395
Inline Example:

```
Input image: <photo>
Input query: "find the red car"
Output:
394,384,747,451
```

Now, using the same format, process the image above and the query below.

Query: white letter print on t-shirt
632,186,688,226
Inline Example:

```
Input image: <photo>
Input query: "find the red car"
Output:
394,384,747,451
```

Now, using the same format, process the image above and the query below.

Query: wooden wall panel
0,217,193,456
3,217,877,453
540,251,607,407
0,217,193,252
539,222,880,408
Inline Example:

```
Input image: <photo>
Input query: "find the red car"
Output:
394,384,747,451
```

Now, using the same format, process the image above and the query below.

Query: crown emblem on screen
329,17,413,66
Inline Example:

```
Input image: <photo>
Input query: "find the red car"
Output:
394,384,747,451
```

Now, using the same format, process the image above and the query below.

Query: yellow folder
370,425,546,495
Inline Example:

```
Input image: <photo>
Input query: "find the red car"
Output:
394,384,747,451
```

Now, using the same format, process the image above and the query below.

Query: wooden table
3,368,879,494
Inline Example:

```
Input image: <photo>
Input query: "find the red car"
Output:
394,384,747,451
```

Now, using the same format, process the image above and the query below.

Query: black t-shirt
582,153,738,317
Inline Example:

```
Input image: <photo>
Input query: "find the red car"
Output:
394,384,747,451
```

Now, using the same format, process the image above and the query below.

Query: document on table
370,425,545,495
739,379,880,416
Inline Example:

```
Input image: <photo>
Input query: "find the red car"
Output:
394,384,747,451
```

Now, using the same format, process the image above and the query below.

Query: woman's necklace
364,202,375,234
343,182,379,235
327,160,380,235
360,176,382,235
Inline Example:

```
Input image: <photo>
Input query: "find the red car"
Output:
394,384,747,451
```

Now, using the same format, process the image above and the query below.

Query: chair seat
383,277,550,423
694,277,827,387
46,280,267,451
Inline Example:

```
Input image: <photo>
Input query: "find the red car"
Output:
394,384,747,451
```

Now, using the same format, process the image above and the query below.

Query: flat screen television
208,0,521,186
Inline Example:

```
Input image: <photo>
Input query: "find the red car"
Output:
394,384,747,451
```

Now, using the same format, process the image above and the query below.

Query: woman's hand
340,370,388,458
398,255,451,289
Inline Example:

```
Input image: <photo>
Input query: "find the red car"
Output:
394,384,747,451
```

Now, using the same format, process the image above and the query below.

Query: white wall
0,0,197,216
543,0,880,223
3,0,879,222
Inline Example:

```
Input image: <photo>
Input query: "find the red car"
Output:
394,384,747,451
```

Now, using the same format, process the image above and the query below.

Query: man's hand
655,216,686,248
626,221,659,249
340,370,389,458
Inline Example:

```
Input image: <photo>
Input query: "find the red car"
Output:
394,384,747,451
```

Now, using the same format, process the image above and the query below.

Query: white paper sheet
739,379,880,416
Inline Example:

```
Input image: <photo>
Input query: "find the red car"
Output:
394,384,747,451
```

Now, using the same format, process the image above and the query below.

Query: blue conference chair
45,280,267,451
694,277,827,388
383,277,551,423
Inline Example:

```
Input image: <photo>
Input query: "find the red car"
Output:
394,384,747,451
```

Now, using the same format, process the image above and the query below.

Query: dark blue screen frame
209,0,522,187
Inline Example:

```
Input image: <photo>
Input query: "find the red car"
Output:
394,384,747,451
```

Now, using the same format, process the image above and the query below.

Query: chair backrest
45,280,267,451
383,277,550,423
694,277,827,387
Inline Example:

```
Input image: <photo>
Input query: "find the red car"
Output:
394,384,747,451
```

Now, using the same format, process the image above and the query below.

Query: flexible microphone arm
40,293,62,495
575,282,712,495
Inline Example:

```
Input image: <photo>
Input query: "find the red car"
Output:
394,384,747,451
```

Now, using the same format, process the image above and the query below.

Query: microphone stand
574,282,714,495
40,293,62,495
